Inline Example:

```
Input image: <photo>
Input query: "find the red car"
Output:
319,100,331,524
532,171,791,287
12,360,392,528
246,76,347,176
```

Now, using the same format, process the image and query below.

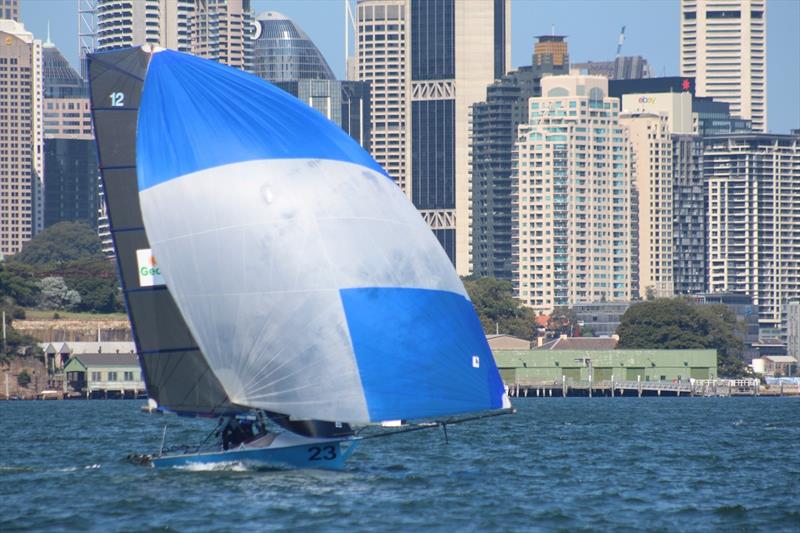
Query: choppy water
1,398,798,531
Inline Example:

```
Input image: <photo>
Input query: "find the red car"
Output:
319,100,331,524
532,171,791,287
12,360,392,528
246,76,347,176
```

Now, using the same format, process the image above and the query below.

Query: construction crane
615,25,626,58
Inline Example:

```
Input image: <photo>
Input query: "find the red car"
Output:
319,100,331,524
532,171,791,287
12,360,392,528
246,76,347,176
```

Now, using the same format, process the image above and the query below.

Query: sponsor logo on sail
136,249,165,287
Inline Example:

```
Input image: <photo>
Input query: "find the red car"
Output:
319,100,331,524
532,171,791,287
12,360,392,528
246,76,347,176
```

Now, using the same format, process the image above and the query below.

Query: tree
12,222,102,267
38,277,82,311
616,298,747,377
462,277,537,340
0,262,40,307
548,306,579,337
60,257,122,313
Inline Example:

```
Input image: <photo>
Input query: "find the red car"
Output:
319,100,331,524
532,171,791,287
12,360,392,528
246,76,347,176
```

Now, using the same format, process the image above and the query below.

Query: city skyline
18,0,800,134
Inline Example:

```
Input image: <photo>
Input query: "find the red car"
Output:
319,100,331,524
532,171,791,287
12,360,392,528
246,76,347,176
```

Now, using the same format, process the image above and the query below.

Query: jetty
506,378,800,398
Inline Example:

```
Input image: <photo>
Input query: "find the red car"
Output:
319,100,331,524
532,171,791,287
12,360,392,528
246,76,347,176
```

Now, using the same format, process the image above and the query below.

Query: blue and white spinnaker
136,50,505,424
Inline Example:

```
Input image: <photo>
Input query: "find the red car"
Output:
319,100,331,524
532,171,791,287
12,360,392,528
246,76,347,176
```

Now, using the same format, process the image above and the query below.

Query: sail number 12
307,445,337,461
109,92,125,107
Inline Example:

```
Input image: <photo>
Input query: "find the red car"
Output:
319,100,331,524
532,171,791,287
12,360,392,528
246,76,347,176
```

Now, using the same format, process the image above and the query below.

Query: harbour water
1,398,798,531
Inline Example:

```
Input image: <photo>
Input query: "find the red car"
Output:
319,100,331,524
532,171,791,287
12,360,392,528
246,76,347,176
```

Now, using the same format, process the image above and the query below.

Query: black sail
88,47,238,415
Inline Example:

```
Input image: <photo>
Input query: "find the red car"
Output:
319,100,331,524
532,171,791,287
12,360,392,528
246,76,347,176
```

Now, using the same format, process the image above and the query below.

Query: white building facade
0,20,43,257
355,0,408,192
705,134,800,334
513,75,633,313
680,0,767,131
620,112,675,299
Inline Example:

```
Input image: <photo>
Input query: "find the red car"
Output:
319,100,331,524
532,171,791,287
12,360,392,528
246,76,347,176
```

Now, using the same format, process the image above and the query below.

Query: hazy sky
19,0,800,133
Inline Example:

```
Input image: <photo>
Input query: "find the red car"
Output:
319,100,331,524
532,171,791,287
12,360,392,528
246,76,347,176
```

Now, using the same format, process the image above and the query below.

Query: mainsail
87,48,238,415
135,50,506,424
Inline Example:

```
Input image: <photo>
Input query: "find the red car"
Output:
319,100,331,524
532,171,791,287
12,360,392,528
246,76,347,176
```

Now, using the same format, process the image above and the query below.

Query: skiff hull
151,433,359,471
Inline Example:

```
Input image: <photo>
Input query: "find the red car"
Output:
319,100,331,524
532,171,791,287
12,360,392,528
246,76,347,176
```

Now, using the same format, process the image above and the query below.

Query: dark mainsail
88,47,238,415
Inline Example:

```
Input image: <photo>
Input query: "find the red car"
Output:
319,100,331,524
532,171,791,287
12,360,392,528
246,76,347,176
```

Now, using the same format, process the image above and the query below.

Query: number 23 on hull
150,438,360,470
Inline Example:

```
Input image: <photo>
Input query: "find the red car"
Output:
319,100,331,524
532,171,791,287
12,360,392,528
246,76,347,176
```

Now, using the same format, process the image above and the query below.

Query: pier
505,378,799,398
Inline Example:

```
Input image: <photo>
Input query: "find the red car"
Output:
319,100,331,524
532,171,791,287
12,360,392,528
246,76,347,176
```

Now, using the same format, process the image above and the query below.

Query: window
124,371,134,381
107,371,118,381
91,372,101,381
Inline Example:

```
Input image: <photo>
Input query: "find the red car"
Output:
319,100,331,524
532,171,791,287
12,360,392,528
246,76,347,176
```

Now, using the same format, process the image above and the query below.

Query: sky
19,0,800,133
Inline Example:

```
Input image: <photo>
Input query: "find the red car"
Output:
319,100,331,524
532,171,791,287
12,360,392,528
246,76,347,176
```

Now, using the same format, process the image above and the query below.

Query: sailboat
88,46,511,470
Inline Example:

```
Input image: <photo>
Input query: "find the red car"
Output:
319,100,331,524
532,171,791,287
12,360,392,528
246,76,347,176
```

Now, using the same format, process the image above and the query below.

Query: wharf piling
505,378,775,398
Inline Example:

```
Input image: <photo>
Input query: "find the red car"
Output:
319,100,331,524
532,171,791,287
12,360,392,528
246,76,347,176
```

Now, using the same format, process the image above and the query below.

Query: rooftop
70,353,139,367
536,337,619,351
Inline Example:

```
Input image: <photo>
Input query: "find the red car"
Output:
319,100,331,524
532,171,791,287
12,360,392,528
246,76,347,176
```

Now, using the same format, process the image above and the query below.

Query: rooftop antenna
615,25,626,58
551,24,555,37
344,0,357,80
46,20,52,46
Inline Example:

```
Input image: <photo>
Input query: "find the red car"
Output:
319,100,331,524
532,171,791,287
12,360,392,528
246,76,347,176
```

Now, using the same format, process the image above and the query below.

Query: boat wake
0,463,101,473
173,461,251,472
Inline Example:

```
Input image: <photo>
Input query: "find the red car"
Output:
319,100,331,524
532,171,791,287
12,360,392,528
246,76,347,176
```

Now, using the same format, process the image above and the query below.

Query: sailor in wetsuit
221,417,250,451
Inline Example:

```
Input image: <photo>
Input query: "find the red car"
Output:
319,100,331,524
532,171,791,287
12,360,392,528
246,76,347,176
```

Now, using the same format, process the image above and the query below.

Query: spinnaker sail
87,47,238,415
135,50,506,424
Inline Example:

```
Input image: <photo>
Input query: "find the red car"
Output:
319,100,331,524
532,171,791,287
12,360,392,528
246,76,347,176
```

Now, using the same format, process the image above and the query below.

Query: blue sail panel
340,288,505,421
136,50,385,191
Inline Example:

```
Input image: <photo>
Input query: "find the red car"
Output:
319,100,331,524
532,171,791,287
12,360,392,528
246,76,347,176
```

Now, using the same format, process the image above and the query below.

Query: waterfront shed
494,349,718,386
63,353,144,397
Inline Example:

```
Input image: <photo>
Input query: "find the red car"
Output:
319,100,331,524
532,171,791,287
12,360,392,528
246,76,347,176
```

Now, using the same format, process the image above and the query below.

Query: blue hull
151,437,359,471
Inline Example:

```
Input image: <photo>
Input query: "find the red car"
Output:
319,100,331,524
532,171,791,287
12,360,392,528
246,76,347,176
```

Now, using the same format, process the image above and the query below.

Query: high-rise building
620,112,675,299
96,0,251,70
671,134,706,295
252,11,334,81
96,0,194,52
43,139,99,229
705,134,800,334
355,0,408,192
471,35,569,280
356,0,510,271
408,0,510,273
513,75,633,313
573,56,653,80
252,12,370,150
42,40,93,139
0,20,43,257
680,0,767,131
274,79,372,150
611,76,752,136
192,0,252,71
41,39,99,230
1,0,18,21
619,91,694,300
692,97,752,136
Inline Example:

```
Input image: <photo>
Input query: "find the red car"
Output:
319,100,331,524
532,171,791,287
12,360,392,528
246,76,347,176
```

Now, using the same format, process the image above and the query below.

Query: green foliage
462,277,536,340
0,262,40,307
13,222,102,267
4,222,123,314
16,370,31,388
60,257,121,313
617,299,747,377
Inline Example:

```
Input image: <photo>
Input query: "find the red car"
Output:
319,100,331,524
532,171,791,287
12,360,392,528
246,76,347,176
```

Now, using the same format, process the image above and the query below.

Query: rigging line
239,296,347,392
